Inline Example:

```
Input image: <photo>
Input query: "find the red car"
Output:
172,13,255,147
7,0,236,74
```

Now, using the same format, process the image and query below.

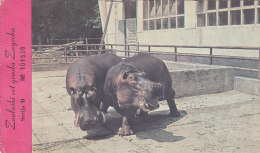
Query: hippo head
115,65,163,112
69,86,106,131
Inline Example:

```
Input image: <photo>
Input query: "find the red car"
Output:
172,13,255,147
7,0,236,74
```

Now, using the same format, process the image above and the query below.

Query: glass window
244,0,254,6
197,14,206,27
143,0,148,19
163,18,169,29
155,0,162,17
258,8,260,23
169,0,176,15
156,19,162,29
231,10,241,25
149,20,155,30
207,12,216,26
197,0,204,13
143,20,149,30
218,11,228,26
177,0,184,15
149,0,155,17
208,0,216,10
177,16,184,28
162,0,169,16
231,0,240,8
219,0,228,9
243,9,255,24
170,17,176,28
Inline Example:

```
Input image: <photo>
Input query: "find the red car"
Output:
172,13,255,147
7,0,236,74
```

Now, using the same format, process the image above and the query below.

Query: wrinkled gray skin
66,53,121,131
103,54,180,136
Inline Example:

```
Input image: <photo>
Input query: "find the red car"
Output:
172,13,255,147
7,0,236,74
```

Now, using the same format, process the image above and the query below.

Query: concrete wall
165,61,234,98
32,64,69,72
234,77,260,96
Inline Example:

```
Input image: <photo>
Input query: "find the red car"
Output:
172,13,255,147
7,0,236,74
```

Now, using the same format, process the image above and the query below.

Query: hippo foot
169,111,181,117
118,127,134,136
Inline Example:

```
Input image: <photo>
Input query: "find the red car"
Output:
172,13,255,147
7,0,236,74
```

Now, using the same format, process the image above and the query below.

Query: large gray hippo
103,54,180,136
66,53,121,131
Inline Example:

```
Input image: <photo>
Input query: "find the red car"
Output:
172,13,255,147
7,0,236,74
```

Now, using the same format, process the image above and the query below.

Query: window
197,0,260,27
177,0,184,15
143,0,185,30
155,0,162,17
143,0,148,19
208,0,216,10
218,11,228,26
162,0,169,16
231,10,241,25
156,19,162,29
219,0,228,9
197,14,205,27
258,8,260,23
207,12,216,26
197,0,204,13
163,18,169,29
170,17,176,28
244,0,254,6
231,0,240,8
243,9,255,24
169,0,176,15
149,20,155,30
177,16,184,28
149,0,155,17
144,20,149,30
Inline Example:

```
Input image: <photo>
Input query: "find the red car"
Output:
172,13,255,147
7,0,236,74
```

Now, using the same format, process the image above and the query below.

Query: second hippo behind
66,53,121,131
103,54,181,136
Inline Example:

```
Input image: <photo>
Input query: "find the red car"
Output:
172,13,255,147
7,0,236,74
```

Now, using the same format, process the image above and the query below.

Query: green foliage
32,0,102,45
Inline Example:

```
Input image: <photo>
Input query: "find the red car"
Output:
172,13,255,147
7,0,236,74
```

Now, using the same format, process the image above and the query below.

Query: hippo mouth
75,111,106,131
139,98,159,112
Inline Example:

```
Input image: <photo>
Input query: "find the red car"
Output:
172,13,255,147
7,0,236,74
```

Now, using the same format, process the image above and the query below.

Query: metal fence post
65,46,67,63
174,47,177,62
210,48,213,65
137,42,139,55
127,45,130,57
258,49,260,80
148,46,151,55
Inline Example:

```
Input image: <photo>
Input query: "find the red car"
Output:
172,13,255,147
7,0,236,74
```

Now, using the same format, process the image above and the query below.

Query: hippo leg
166,89,181,117
100,101,109,113
118,113,135,136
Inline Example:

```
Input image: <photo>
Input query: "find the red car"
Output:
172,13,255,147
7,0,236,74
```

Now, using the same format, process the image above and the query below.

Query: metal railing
32,43,260,79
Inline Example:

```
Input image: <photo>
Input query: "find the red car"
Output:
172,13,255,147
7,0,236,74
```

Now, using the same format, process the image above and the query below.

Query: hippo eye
129,76,134,81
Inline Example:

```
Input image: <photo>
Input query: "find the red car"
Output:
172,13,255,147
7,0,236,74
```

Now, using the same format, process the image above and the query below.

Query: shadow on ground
86,109,187,143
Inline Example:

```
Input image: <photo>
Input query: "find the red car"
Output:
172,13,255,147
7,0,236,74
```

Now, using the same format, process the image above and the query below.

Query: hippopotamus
103,54,180,136
66,53,121,131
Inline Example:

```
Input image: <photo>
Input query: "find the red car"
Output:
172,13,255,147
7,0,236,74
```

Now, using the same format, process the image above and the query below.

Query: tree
32,0,102,45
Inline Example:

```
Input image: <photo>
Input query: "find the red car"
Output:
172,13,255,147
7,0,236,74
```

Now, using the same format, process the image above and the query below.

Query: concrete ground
32,70,260,153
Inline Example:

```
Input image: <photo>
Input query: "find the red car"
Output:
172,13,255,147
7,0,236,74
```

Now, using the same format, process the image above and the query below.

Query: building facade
98,0,260,59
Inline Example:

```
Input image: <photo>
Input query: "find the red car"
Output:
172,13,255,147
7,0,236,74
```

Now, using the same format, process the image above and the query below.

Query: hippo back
122,54,172,89
66,53,121,96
